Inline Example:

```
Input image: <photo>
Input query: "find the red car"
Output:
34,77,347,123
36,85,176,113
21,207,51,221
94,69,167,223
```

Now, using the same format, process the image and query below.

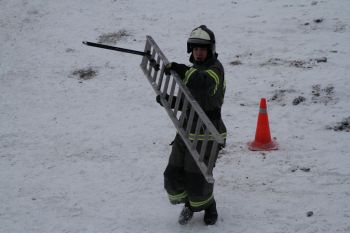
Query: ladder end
206,176,215,184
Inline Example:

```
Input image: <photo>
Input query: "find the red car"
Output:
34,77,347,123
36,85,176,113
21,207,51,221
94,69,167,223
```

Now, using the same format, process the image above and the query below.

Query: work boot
178,202,193,225
204,200,218,225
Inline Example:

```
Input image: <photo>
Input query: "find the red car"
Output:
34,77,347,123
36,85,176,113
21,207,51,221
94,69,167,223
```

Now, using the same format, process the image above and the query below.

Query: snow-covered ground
1,0,349,232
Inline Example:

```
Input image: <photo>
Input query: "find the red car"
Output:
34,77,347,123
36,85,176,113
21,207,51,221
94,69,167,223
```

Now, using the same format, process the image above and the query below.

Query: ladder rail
140,36,224,183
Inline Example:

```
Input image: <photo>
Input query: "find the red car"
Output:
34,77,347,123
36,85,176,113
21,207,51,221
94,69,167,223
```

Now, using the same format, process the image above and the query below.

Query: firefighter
157,25,227,225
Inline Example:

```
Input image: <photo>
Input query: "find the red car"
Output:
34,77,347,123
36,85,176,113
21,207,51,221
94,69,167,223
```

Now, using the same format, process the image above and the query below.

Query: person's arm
164,62,189,80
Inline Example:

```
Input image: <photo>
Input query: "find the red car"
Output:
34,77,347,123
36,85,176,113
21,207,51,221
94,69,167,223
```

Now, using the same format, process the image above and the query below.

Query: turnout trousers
164,134,219,212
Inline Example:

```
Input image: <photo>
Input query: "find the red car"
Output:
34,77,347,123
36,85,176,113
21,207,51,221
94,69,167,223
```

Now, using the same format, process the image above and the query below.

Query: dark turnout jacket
170,54,227,144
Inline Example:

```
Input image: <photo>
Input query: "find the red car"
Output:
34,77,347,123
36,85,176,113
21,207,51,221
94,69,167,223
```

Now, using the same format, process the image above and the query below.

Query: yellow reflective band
184,68,197,85
205,70,220,95
206,70,219,84
188,132,227,141
168,191,188,202
184,68,222,96
189,195,213,208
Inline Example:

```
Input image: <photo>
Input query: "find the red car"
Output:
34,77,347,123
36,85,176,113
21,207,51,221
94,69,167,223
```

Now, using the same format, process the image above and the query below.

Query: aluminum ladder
140,36,225,183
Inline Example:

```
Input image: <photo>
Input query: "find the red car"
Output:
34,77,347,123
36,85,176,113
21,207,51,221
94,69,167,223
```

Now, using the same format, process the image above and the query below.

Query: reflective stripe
184,68,197,85
184,68,222,96
168,191,188,202
189,195,213,208
259,108,267,114
205,69,220,95
188,132,227,141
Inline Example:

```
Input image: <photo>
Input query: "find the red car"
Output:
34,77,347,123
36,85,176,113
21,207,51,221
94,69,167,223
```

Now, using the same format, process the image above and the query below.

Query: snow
1,0,350,232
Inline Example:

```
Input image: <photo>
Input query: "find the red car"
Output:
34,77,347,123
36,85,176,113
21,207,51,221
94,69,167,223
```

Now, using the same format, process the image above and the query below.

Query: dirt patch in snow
260,57,327,69
292,96,307,105
71,67,98,80
311,84,336,105
327,117,350,132
269,84,337,106
97,30,131,44
229,60,243,66
269,89,296,106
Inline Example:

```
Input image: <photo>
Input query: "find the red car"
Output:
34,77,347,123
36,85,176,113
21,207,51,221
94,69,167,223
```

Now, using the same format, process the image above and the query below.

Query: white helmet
187,25,216,55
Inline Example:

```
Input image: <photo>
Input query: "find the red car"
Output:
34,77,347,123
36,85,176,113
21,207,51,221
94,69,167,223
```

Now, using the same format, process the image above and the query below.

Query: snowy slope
1,0,349,232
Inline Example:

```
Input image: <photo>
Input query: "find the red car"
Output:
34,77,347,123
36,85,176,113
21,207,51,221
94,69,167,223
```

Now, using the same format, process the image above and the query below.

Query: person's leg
204,199,218,225
184,141,219,225
164,135,187,204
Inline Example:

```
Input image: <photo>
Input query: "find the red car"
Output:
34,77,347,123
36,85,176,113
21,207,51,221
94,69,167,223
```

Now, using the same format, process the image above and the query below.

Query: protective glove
164,63,173,75
164,62,180,75
156,95,163,106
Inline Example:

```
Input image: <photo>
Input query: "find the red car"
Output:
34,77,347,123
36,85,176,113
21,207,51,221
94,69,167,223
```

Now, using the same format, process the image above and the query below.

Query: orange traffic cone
248,98,278,151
